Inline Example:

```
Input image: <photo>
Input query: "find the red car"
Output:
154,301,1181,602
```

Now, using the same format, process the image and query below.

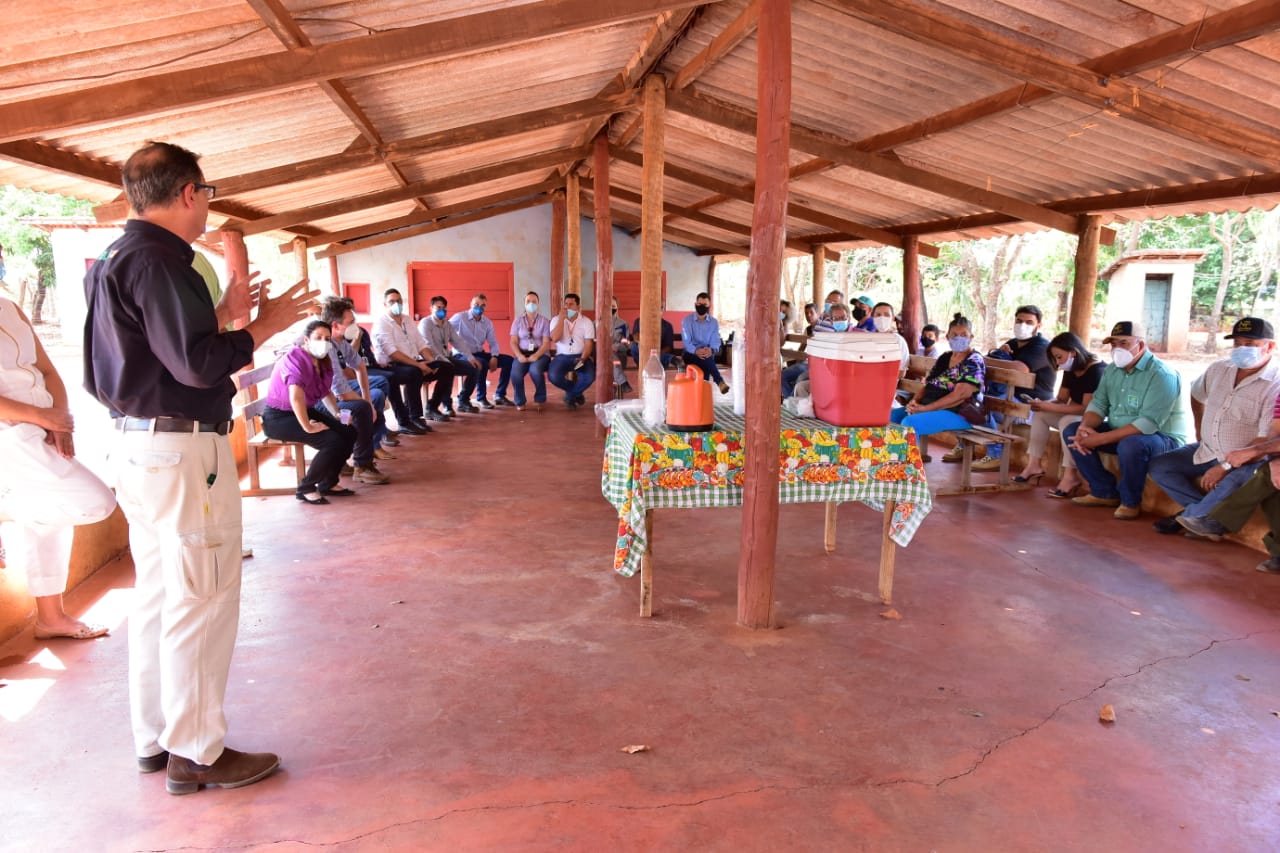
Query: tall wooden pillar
901,236,923,354
639,75,666,359
593,135,615,410
291,237,310,289
329,256,341,299
1070,214,1102,340
737,0,790,630
811,244,825,308
550,190,566,307
220,228,251,331
566,172,581,298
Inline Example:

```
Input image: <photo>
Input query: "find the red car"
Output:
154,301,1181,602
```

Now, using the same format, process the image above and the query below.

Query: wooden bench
897,354,1034,495
780,332,809,364
233,361,308,497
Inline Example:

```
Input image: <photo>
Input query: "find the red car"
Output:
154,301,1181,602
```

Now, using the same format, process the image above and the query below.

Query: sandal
323,486,357,497
34,621,109,640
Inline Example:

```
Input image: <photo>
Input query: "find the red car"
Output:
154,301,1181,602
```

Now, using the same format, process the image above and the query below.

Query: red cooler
805,332,902,426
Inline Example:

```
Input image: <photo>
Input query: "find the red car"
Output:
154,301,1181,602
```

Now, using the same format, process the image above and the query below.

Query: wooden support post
878,502,897,605
901,235,923,356
593,135,615,414
566,172,581,298
221,228,251,332
812,244,825,308
639,75,666,359
550,190,566,307
291,237,309,291
329,256,341,300
1069,214,1102,341
737,0,789,630
823,502,837,553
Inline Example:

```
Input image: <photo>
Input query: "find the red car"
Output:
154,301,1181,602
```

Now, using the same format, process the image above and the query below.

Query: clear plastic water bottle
642,349,666,426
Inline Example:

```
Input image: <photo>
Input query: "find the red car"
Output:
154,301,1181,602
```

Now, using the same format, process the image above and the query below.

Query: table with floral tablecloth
601,406,932,614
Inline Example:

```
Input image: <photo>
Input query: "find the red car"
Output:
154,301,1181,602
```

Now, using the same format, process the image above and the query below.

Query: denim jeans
1063,421,1182,507
510,354,551,405
1147,442,1263,519
682,351,724,384
548,354,596,401
335,397,375,467
469,351,513,401
781,363,808,398
346,377,388,449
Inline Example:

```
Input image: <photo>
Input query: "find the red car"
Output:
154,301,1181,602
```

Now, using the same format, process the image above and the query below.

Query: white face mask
342,323,361,343
1013,322,1036,341
1057,354,1075,372
1230,345,1267,370
1111,346,1135,368
307,339,331,359
872,315,895,333
949,335,971,351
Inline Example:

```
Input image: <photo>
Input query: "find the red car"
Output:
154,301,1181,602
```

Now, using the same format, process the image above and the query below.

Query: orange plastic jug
666,364,715,432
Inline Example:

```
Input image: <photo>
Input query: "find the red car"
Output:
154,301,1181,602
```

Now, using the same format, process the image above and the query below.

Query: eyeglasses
193,182,217,200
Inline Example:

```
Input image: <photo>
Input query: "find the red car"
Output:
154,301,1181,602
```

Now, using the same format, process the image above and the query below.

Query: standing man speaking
84,142,312,795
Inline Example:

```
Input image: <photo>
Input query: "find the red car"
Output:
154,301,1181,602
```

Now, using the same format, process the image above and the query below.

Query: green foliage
0,185,94,286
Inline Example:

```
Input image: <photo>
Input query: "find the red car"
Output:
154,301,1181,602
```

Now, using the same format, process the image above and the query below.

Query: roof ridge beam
318,195,552,259
0,0,707,143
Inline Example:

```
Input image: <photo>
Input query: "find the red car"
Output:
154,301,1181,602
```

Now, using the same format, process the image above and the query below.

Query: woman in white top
0,295,116,639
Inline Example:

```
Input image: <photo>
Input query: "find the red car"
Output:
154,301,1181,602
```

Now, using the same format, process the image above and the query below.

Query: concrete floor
2,397,1279,852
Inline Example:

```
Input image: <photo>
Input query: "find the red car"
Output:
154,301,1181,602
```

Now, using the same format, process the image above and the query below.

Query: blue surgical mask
471,305,485,317
566,308,578,319
949,335,970,351
389,302,403,316
822,302,832,314
832,320,850,332
779,311,787,322
1230,345,1267,370
434,308,447,321
525,302,539,314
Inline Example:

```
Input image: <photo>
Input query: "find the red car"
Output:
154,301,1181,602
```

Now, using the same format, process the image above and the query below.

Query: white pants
1027,411,1082,470
112,429,243,766
0,423,116,597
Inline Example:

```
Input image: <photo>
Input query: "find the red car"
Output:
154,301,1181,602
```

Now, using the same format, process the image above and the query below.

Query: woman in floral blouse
890,313,986,451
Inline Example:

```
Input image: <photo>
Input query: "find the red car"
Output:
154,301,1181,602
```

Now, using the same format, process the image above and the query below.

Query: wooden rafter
609,144,940,257
244,0,428,210
667,89,1110,240
317,195,551,259
595,197,751,256
0,0,704,143
854,0,1280,155
824,0,1280,165
209,94,632,200
223,145,592,236
281,179,561,252
0,140,121,187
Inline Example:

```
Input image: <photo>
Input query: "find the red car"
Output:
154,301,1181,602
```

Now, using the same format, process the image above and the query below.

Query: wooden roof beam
213,94,632,199
609,144,938,257
318,195,552,259
667,88,1110,241
244,0,430,211
0,0,706,143
0,140,122,187
281,179,561,252
222,145,591,237
597,198,751,257
824,0,1280,165
855,0,1280,154
617,0,759,148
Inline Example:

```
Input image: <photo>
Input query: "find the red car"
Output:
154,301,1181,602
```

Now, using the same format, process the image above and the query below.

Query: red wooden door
407,262,515,323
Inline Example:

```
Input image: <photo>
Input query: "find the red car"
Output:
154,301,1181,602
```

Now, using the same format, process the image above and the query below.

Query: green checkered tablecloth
601,405,932,577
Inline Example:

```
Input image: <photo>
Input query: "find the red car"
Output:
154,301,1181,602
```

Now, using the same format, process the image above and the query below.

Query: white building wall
335,203,710,313
1102,260,1195,353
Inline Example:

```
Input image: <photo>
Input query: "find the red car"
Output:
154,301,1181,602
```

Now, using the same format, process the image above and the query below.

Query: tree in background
1205,212,1249,352
0,185,93,314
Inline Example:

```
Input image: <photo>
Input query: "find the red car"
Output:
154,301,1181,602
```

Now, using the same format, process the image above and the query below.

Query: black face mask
921,336,935,348
852,305,867,322
611,308,618,315
695,304,710,316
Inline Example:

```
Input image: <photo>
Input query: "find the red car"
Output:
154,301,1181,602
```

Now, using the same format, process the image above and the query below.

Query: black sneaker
574,394,587,406
426,410,450,422
457,402,479,414
1152,514,1183,535
398,422,426,436
494,397,514,407
476,398,495,410
412,419,434,433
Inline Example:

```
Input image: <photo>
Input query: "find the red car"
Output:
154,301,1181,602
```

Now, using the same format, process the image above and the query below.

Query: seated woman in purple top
262,319,358,505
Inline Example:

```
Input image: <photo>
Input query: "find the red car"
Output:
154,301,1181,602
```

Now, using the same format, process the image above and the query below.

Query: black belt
115,417,233,435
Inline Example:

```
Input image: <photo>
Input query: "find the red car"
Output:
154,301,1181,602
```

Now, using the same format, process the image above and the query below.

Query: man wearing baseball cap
1148,317,1280,535
1062,320,1192,519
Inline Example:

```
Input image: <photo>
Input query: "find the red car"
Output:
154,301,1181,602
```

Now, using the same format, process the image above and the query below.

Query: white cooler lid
806,331,901,363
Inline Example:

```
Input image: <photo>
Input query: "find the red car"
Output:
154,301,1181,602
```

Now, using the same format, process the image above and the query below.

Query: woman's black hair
947,313,972,334
304,319,332,338
1047,331,1097,369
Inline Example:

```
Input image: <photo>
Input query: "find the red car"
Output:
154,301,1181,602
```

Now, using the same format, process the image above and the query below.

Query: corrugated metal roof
4,0,1280,258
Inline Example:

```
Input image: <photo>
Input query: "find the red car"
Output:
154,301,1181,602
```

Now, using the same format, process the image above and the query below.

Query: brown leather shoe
166,747,280,795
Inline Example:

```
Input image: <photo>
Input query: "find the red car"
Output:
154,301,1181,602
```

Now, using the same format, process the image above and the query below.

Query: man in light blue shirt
449,293,514,410
681,291,730,395
1063,320,1191,519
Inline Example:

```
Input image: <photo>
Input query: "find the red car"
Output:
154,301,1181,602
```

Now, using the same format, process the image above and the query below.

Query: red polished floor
2,400,1279,852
